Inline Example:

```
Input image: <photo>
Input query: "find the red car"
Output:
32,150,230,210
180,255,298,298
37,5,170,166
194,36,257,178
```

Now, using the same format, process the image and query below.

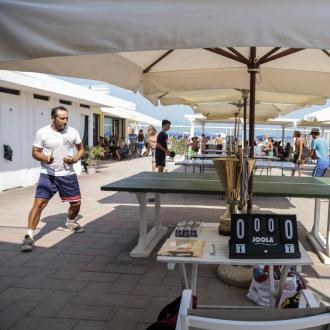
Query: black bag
147,295,197,330
3,144,13,161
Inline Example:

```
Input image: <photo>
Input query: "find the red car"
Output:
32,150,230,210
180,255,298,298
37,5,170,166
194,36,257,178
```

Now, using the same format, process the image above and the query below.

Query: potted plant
170,137,189,161
83,145,106,174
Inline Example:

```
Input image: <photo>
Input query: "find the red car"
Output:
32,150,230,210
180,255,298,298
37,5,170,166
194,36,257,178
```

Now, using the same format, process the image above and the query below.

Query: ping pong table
101,172,330,263
175,159,298,175
192,153,280,161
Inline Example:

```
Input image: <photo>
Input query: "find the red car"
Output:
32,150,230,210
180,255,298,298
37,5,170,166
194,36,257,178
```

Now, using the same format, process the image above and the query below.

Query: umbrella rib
204,47,249,65
259,48,304,64
258,47,281,63
143,49,175,73
226,47,249,64
322,49,330,58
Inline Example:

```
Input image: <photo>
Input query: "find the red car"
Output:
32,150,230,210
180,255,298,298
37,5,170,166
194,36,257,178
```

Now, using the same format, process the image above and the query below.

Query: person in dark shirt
155,119,171,172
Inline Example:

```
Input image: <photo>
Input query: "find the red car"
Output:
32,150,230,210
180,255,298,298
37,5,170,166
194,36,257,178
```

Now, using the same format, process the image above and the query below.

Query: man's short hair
162,119,171,126
51,106,68,119
310,128,320,135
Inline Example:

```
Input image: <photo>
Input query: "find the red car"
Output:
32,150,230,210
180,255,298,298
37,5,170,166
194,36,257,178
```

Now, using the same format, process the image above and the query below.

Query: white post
190,121,195,137
201,122,205,135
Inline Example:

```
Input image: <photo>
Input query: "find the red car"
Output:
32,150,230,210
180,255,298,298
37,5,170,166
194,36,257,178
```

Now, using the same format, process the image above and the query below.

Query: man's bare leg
68,201,81,220
22,198,49,252
64,201,85,232
28,198,49,231
152,161,156,172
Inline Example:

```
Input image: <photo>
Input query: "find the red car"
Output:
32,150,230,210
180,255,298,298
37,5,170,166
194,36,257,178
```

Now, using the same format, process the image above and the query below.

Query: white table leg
178,263,189,289
327,201,330,256
275,265,289,308
268,265,275,308
307,198,330,264
155,193,161,231
191,264,198,296
312,198,321,236
130,192,168,257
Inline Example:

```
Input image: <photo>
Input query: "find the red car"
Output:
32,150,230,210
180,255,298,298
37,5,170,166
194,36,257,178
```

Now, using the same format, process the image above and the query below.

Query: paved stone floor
0,157,329,329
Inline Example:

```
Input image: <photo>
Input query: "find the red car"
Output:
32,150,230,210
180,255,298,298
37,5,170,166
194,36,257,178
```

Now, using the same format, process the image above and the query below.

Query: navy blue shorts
156,156,166,167
35,174,81,202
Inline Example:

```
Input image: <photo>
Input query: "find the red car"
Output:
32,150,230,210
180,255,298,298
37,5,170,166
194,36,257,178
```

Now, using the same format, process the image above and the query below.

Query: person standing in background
201,134,207,154
310,128,329,177
148,126,158,172
215,134,224,152
155,120,171,172
143,129,150,156
136,129,144,157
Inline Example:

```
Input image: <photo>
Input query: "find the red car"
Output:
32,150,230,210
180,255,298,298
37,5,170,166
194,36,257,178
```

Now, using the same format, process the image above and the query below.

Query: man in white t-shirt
21,106,85,252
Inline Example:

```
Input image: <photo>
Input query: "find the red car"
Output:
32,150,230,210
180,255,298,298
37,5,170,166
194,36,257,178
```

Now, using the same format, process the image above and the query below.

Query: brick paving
0,157,329,329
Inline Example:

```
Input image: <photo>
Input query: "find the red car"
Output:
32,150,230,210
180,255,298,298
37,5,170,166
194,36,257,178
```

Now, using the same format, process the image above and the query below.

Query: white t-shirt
33,125,82,176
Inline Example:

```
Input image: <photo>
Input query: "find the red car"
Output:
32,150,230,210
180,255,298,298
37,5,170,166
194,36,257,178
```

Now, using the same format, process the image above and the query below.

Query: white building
0,71,159,192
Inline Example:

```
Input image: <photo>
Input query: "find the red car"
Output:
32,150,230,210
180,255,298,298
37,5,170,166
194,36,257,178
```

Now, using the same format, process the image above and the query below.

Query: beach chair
176,290,330,330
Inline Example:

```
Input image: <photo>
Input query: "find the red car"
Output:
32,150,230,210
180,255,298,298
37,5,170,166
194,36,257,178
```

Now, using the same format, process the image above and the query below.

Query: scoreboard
229,214,301,259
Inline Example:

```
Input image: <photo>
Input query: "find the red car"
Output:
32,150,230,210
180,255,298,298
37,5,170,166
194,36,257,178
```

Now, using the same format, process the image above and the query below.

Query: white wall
0,86,93,192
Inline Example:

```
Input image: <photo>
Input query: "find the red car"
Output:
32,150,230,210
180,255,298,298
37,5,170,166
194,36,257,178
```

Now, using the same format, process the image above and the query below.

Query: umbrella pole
247,47,258,213
234,113,237,141
243,91,248,149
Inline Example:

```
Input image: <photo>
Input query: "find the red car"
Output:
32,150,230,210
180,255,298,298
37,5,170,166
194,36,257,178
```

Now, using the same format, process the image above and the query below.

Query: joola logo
252,237,275,243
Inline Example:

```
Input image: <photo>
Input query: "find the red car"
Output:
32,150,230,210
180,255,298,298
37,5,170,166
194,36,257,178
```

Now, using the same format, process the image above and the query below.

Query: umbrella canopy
193,102,302,122
1,1,330,62
296,119,330,128
3,48,330,100
304,107,330,122
1,2,330,98
149,89,327,107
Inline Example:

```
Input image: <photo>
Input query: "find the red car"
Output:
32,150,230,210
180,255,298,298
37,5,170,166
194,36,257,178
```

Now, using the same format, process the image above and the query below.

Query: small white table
157,223,313,308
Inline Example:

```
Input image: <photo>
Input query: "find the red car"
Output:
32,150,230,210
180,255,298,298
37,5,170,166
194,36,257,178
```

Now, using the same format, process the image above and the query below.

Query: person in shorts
310,128,329,177
155,120,171,172
136,129,145,157
148,126,158,172
21,106,85,252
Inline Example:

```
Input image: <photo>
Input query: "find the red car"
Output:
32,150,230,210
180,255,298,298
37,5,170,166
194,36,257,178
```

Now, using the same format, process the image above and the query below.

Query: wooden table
157,223,313,308
101,172,330,263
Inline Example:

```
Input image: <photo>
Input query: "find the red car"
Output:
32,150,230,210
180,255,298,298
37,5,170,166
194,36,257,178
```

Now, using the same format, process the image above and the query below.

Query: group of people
293,128,329,177
260,130,329,177
98,135,129,160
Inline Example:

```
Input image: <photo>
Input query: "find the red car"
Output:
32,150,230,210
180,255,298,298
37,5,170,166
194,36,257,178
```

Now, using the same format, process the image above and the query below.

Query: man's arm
156,142,170,155
64,143,85,164
32,146,53,163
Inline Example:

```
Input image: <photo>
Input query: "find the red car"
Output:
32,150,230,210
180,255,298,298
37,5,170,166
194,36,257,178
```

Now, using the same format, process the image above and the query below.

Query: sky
58,75,330,136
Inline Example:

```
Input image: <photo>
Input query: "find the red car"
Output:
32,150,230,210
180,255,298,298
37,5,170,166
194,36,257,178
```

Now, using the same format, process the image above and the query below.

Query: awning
101,107,161,126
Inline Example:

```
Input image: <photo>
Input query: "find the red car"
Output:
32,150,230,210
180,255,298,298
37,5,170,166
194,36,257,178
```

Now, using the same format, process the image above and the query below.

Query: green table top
101,172,330,199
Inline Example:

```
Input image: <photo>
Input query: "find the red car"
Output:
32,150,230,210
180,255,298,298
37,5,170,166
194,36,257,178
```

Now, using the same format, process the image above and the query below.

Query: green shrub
170,137,189,156
84,145,106,166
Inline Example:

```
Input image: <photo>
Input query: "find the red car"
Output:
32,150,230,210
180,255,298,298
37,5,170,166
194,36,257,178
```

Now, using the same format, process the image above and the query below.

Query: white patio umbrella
2,0,330,211
193,102,302,145
304,107,330,122
194,102,301,122
149,89,327,107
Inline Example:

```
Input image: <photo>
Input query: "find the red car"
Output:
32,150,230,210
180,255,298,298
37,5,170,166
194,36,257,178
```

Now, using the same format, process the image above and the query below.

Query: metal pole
247,47,258,213
243,91,248,148
234,113,237,140
281,127,285,147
